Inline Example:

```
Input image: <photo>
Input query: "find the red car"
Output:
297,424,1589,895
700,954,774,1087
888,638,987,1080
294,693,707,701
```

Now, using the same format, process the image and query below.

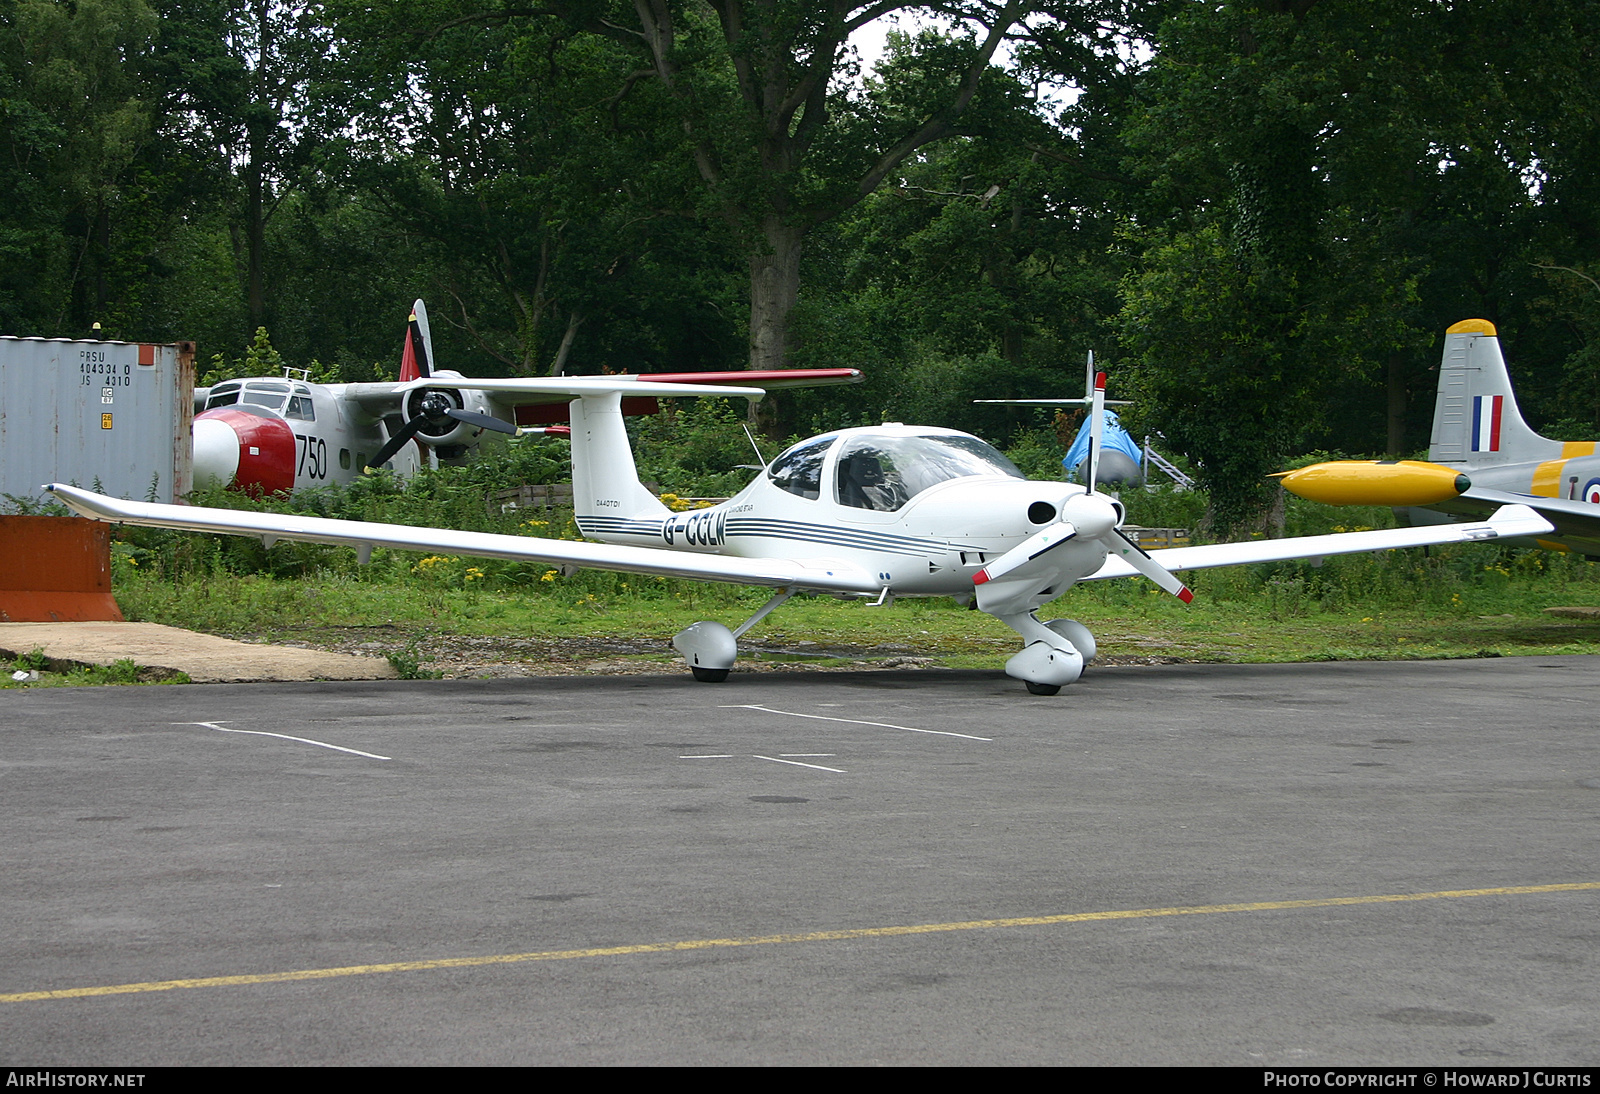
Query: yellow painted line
5,881,1596,1004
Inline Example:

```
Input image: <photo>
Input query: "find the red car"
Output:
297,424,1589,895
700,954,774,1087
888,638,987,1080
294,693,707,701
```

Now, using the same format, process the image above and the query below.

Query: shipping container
0,337,194,506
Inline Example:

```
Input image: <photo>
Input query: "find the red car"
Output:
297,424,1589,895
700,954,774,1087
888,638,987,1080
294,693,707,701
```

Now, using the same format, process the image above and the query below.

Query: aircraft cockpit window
767,435,834,500
240,391,287,411
204,390,240,409
285,395,314,421
835,434,1024,512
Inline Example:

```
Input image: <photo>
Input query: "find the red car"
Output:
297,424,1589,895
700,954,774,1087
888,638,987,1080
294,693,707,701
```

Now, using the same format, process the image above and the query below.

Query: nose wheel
691,666,730,683
1025,681,1062,696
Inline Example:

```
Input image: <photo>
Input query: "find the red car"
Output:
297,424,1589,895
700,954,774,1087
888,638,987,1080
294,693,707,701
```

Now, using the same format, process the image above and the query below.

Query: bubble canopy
767,430,1025,512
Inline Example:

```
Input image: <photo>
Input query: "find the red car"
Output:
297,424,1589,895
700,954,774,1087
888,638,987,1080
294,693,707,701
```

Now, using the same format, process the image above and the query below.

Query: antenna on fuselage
741,423,768,470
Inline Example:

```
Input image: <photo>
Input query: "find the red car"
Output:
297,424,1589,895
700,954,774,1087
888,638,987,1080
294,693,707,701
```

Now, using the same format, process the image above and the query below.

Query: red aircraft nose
193,408,296,496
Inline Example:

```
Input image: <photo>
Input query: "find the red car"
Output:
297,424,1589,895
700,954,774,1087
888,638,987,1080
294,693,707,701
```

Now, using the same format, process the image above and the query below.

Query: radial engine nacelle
400,372,502,449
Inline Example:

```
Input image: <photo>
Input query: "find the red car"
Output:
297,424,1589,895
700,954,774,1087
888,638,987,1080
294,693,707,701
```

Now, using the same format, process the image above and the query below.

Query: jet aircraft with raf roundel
48,368,1552,693
190,299,862,497
1274,319,1600,559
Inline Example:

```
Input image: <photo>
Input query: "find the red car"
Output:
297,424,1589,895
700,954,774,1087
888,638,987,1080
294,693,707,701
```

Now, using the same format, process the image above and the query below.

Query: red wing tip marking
1178,587,1194,604
972,569,991,586
1094,371,1106,391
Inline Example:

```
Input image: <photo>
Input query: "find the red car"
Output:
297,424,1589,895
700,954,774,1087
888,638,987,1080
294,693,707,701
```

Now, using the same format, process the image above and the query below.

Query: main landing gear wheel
691,666,730,683
1025,681,1062,696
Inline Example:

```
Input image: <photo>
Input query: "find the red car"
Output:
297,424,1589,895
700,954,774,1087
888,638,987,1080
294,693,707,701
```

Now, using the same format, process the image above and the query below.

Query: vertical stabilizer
1428,319,1561,467
569,391,672,524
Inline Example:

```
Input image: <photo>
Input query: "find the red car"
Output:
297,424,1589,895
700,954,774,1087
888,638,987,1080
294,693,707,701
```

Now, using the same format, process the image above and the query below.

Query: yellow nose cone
1273,461,1471,506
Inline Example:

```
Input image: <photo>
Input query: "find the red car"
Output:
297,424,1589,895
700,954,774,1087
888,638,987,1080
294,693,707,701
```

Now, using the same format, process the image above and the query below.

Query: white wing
46,485,878,593
1086,505,1554,580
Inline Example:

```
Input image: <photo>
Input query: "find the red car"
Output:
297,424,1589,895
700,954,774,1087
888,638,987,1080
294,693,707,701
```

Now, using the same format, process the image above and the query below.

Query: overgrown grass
80,418,1600,672
107,539,1600,670
2,646,191,689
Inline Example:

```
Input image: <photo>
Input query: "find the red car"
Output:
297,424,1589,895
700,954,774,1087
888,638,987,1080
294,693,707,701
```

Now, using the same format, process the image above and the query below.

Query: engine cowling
400,375,499,449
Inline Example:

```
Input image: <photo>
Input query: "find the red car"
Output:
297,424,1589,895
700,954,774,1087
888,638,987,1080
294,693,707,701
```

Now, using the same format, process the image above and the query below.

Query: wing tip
1177,587,1194,604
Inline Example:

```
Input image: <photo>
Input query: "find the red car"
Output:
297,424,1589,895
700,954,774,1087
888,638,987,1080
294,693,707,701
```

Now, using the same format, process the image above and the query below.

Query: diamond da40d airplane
50,369,1551,694
1277,319,1600,558
192,299,859,496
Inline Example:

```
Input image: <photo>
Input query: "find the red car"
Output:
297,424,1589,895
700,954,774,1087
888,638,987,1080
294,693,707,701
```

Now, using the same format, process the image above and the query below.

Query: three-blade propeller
364,390,517,471
974,364,1193,604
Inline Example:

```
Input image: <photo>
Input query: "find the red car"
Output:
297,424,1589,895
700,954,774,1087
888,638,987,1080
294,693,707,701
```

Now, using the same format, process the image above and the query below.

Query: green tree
0,0,159,334
1113,0,1600,535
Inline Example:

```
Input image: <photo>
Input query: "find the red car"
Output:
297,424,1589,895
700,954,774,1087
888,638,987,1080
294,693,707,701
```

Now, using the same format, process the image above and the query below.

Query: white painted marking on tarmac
722,704,991,741
752,754,846,773
679,754,734,759
177,722,392,761
779,754,835,758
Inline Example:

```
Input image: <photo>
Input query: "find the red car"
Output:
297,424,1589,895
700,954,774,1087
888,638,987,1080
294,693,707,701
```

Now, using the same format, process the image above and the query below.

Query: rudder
1428,319,1561,468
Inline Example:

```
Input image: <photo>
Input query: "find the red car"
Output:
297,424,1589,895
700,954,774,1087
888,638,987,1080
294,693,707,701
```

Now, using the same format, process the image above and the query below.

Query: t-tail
568,388,677,528
402,376,764,538
1429,319,1563,469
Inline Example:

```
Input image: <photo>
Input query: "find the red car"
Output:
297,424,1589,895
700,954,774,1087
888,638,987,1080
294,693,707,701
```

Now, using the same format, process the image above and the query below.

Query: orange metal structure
0,516,122,622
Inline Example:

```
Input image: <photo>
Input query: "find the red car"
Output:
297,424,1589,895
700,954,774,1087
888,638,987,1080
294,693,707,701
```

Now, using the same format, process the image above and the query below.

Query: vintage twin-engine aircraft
1276,319,1600,558
192,299,859,496
49,370,1552,693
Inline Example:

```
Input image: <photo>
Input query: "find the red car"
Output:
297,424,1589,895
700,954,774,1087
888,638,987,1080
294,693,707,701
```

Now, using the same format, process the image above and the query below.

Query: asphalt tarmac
2,657,1597,1066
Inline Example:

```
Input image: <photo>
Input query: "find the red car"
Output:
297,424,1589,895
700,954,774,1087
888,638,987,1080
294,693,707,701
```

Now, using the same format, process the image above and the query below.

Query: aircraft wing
336,382,412,415
1433,489,1600,544
44,485,880,594
1085,504,1555,580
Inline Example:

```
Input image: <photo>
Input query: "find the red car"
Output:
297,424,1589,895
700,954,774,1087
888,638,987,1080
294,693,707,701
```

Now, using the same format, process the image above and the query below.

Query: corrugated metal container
0,337,194,505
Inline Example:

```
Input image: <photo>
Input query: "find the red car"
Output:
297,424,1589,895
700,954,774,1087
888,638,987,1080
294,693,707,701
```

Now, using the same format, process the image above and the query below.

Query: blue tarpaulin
1063,410,1143,482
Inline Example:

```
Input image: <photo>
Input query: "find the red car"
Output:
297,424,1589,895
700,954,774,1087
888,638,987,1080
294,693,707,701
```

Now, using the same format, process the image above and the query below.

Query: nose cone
1061,492,1120,539
192,415,241,489
192,409,296,496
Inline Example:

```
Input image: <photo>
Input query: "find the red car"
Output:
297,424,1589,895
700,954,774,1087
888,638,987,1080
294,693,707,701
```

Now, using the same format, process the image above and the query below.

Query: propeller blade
1110,529,1193,603
973,523,1078,585
365,418,424,470
446,408,516,435
1087,368,1106,494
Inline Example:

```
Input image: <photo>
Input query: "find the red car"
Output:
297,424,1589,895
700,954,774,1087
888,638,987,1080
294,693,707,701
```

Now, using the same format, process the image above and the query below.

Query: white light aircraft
49,370,1553,694
1276,319,1600,558
192,299,860,496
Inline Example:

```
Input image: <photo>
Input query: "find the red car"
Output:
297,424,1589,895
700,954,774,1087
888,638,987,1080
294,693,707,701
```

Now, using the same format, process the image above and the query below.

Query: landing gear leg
994,610,1090,694
672,588,794,682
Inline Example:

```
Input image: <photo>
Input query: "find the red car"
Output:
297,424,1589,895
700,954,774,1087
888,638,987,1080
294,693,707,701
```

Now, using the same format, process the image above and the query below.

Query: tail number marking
664,510,726,547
